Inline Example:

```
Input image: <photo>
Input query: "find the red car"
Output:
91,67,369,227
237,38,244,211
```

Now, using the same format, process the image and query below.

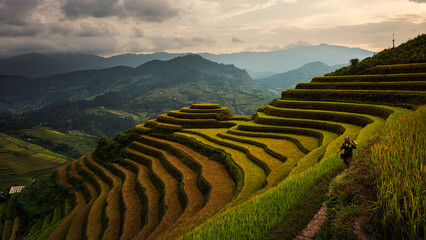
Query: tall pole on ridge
393,33,395,48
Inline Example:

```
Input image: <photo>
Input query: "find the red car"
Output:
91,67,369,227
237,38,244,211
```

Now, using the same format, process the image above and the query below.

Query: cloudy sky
0,0,425,57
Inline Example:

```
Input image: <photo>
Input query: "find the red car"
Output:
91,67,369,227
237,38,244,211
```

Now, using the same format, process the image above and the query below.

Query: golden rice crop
176,132,265,209
86,154,122,240
126,146,183,240
126,159,160,240
113,164,142,240
65,183,98,240
86,175,110,240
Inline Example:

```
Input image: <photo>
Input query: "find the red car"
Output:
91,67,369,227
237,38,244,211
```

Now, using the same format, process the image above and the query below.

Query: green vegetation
2,55,276,138
329,34,426,75
312,73,426,83
281,89,426,107
370,106,425,239
0,131,68,188
0,118,99,157
316,107,425,240
17,171,70,223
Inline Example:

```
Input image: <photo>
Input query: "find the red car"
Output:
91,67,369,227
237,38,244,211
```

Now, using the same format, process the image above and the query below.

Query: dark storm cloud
62,0,123,19
123,0,180,22
0,0,44,25
48,23,74,36
232,37,245,43
62,0,179,22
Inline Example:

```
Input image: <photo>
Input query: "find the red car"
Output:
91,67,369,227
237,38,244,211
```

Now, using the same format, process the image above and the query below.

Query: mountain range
0,44,374,78
1,55,276,137
255,61,344,91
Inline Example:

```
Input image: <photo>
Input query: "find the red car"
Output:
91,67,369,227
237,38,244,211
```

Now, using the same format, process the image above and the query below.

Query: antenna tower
392,33,395,48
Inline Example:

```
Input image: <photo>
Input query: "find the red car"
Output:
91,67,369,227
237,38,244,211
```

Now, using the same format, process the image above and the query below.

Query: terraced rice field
0,133,68,188
5,63,425,240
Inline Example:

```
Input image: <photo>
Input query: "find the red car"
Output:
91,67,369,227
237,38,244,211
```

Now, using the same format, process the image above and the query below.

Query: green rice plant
144,119,157,129
23,213,51,240
46,193,85,240
176,132,265,209
157,115,217,128
311,73,426,83
113,164,143,240
270,99,397,119
144,120,182,134
367,63,426,74
1,219,12,240
168,110,219,119
230,115,252,121
65,198,73,215
176,106,397,239
236,122,327,145
263,105,374,127
296,81,426,91
181,129,271,178
226,126,317,153
180,107,229,113
218,132,308,189
369,106,425,240
24,218,43,239
216,132,287,162
190,103,221,109
254,112,346,135
35,205,63,240
134,124,152,135
281,89,426,106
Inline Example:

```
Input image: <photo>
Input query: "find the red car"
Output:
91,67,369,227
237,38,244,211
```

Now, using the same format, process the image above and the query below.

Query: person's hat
344,136,350,140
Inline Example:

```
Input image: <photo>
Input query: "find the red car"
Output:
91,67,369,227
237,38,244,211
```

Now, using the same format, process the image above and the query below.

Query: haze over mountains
1,55,276,137
0,44,374,78
255,61,344,91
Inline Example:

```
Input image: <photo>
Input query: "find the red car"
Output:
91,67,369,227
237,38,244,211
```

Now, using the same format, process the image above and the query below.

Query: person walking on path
337,136,357,167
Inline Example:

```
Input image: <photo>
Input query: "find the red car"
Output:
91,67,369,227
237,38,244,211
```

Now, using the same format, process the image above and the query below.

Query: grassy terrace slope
1,56,425,240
